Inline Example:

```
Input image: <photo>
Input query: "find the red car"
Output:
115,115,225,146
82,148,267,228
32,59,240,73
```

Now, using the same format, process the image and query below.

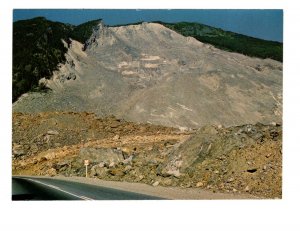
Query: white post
84,160,89,178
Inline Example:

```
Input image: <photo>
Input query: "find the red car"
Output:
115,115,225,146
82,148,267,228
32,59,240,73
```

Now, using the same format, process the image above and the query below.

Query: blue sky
13,9,283,42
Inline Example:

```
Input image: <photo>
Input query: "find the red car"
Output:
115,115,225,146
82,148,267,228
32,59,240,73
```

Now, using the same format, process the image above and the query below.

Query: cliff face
13,22,282,129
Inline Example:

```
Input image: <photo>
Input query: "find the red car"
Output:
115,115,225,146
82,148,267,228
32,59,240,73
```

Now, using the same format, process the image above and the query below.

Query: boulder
162,178,173,186
13,149,25,157
113,134,120,141
78,147,124,165
166,169,181,178
138,175,144,181
244,186,250,192
152,181,160,187
43,152,57,160
196,182,204,187
46,168,57,177
122,155,133,165
30,144,39,154
90,166,97,177
53,161,70,170
12,144,25,157
227,177,235,183
108,169,125,177
90,165,108,177
124,165,132,172
98,162,106,168
157,160,182,178
47,130,59,135
121,147,136,157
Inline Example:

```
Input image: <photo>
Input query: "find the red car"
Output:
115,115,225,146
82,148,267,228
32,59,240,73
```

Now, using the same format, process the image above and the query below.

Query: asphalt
12,176,163,200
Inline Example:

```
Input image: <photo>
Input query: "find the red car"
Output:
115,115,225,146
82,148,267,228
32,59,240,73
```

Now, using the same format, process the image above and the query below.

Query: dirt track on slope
12,112,281,199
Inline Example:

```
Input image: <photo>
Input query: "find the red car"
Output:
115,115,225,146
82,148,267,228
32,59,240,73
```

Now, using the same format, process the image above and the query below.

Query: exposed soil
13,22,282,129
12,112,282,199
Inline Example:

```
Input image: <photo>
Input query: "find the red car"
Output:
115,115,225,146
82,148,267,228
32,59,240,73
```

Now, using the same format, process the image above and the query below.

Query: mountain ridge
13,21,282,129
13,17,283,102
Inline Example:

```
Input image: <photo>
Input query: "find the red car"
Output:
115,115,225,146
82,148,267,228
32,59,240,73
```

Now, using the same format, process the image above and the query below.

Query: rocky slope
12,21,282,199
13,22,282,129
161,21,283,62
13,17,101,102
12,112,281,198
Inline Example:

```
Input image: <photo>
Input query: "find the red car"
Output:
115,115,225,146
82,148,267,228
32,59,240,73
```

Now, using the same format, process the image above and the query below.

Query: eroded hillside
13,22,282,129
12,112,281,198
12,21,282,199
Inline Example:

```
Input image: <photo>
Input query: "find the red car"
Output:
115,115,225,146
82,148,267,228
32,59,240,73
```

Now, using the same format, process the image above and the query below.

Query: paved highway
12,176,163,200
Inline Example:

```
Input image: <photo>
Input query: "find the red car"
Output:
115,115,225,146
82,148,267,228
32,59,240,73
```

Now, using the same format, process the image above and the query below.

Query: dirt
173,124,282,198
11,22,282,200
12,112,282,199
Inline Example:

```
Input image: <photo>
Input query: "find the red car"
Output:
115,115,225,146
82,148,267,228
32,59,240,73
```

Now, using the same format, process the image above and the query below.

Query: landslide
13,21,282,129
167,123,282,198
12,111,189,179
12,112,281,198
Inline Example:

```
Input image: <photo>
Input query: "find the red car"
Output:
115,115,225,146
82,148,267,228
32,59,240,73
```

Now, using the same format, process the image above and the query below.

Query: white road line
23,178,93,200
48,184,60,190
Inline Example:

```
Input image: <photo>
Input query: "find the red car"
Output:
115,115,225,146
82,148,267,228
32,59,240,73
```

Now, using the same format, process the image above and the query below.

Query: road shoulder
18,175,259,199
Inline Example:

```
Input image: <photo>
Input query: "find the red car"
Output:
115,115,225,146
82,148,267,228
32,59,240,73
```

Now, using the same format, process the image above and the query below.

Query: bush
161,22,283,62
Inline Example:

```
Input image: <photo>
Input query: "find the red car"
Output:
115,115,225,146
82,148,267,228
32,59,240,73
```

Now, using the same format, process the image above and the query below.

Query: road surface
12,176,163,200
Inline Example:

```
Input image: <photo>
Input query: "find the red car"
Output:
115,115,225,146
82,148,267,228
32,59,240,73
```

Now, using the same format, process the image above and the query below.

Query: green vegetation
13,17,100,102
111,21,145,27
70,19,102,43
13,18,282,102
114,21,283,61
13,17,72,101
158,21,283,62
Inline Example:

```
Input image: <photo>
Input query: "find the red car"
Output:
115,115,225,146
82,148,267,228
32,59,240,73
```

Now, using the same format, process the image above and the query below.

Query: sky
13,9,283,42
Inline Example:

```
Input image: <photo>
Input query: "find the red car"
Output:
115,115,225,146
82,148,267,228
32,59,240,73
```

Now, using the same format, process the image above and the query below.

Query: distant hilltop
13,18,282,129
13,17,282,102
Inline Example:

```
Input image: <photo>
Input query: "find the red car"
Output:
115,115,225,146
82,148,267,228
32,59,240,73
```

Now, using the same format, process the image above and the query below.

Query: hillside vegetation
68,19,102,43
160,22,283,62
113,20,283,61
13,18,282,102
13,17,71,101
13,17,100,102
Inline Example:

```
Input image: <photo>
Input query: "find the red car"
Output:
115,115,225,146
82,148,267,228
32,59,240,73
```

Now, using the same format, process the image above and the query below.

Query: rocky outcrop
13,23,282,129
12,111,281,198
83,20,105,51
77,147,124,166
12,143,25,158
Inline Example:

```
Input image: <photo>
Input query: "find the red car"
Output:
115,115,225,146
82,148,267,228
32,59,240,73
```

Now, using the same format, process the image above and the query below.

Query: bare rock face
12,143,25,158
77,147,124,167
12,111,282,198
13,22,282,129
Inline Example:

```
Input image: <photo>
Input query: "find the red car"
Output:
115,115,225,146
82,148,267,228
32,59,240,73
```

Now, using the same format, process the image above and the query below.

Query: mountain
13,18,283,103
160,21,283,62
115,21,283,61
13,20,282,129
12,19,282,198
67,19,102,44
13,17,101,102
